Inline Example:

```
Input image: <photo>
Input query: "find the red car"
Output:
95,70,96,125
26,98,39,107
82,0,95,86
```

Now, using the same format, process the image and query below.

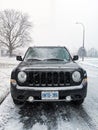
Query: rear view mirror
16,56,23,61
73,55,79,61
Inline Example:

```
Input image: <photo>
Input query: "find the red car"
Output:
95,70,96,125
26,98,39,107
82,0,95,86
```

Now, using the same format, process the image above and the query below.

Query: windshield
24,47,71,62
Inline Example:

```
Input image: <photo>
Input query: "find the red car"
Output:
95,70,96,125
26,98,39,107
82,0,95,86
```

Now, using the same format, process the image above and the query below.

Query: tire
13,98,24,105
72,99,84,106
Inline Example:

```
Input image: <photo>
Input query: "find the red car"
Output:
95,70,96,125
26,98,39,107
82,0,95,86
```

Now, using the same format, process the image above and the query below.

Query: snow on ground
78,58,98,78
0,57,18,103
78,57,98,68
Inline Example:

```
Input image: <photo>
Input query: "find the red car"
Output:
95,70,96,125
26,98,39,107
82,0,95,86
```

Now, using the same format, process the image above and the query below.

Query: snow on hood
18,61,80,71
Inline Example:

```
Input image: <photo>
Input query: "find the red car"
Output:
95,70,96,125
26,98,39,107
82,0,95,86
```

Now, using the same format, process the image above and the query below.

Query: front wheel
12,98,24,105
72,99,84,106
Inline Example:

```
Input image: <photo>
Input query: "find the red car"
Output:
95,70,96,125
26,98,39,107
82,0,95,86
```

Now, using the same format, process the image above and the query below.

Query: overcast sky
1,0,98,52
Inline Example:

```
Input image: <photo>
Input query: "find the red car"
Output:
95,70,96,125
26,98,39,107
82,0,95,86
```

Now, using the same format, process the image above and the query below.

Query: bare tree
0,9,32,56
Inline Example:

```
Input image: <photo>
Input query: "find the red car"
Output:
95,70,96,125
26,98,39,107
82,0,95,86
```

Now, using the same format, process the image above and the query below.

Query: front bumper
11,80,87,102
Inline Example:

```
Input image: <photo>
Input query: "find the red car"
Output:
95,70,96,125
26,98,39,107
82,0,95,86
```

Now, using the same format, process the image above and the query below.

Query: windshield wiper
26,58,42,61
44,58,64,61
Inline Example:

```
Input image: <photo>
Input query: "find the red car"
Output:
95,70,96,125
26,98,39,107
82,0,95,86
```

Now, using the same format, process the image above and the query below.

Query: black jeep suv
10,46,87,105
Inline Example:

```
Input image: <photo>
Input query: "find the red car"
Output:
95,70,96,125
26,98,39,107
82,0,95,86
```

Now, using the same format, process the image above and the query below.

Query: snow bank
0,57,18,104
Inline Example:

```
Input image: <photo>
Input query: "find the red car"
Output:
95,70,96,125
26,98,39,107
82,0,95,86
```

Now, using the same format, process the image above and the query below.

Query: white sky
1,0,98,52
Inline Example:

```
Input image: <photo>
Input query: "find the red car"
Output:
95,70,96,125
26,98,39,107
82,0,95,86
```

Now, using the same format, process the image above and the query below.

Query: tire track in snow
54,103,89,130
70,105,98,130
53,103,98,130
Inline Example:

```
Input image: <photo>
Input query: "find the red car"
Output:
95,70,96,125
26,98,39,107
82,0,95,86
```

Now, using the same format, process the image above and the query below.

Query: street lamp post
76,22,85,61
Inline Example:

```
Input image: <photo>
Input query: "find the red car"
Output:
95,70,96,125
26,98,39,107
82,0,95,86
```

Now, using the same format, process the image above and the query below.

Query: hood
17,61,80,71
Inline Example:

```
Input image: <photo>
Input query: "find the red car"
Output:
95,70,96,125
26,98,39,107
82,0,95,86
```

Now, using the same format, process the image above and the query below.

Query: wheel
72,99,84,106
13,98,24,105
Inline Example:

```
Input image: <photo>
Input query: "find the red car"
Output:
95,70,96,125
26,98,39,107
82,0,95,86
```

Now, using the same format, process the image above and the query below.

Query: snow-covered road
0,58,98,130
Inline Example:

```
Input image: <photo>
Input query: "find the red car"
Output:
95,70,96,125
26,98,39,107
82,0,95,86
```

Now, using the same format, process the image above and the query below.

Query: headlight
72,71,81,82
17,71,27,83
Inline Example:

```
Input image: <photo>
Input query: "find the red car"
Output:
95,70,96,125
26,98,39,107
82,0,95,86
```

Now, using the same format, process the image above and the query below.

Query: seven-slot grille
27,71,71,87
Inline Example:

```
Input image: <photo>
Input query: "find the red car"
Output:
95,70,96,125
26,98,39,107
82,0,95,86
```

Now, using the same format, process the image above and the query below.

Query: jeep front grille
27,71,71,87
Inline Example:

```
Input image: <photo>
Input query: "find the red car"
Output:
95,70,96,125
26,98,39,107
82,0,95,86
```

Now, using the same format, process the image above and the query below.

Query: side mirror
72,55,79,61
16,56,23,61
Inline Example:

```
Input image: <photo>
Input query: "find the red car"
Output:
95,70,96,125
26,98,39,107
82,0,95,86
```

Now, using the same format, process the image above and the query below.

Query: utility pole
76,22,85,61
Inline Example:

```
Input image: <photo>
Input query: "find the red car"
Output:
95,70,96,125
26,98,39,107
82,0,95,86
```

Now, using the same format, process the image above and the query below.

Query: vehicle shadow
18,101,72,130
18,101,97,130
